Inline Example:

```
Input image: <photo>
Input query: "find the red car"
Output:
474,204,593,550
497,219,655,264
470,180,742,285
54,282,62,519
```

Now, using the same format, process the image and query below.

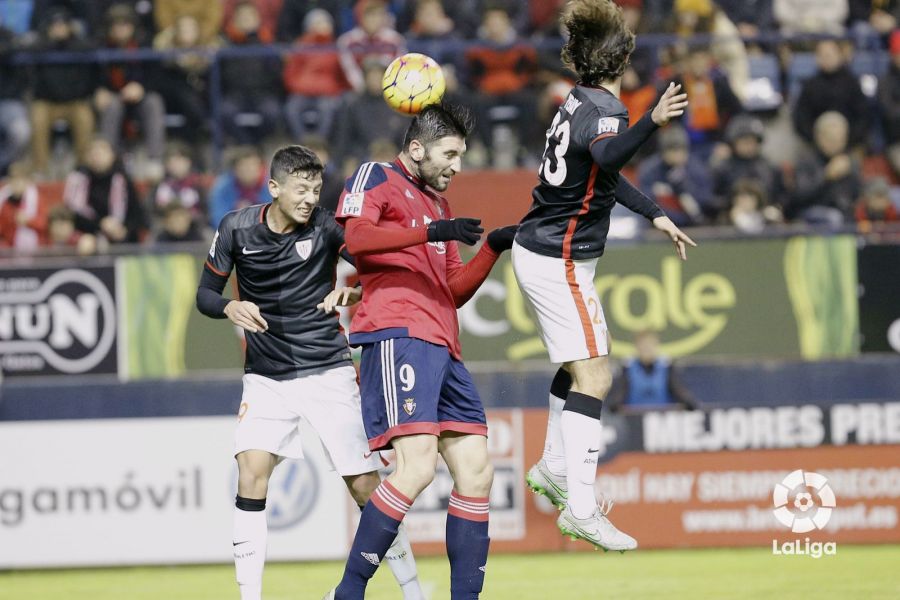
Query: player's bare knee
568,358,612,398
395,457,437,495
455,457,494,497
344,471,381,505
237,469,270,498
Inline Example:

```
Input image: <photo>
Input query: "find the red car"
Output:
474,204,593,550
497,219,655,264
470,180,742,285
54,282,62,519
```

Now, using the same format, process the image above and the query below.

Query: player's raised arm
590,83,688,174
445,224,518,308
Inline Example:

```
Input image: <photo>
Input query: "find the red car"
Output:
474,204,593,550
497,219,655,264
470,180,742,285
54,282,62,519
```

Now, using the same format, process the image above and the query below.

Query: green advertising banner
457,235,859,362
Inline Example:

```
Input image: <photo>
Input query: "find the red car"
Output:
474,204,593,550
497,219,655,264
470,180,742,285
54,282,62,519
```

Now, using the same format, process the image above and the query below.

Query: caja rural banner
458,235,859,362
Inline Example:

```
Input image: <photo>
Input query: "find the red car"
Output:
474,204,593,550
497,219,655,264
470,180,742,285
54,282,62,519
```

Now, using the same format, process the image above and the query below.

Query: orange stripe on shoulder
589,131,618,147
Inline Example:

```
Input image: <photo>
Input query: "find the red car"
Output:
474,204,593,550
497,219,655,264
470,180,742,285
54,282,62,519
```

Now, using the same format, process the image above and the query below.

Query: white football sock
542,393,567,475
561,408,602,519
234,503,267,600
385,523,424,600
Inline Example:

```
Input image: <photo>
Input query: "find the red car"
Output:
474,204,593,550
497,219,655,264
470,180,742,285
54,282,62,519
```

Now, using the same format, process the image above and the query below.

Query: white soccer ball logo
773,470,836,533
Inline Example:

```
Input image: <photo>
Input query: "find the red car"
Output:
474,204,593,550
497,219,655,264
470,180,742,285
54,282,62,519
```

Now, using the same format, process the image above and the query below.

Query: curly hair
561,0,636,86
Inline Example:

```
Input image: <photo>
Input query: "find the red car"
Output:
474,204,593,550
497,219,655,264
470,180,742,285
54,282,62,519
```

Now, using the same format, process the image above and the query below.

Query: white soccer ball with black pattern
382,53,446,115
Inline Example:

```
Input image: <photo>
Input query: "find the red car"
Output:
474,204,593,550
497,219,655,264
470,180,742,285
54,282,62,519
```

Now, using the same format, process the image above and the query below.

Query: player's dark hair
270,145,324,182
561,0,635,87
402,102,475,150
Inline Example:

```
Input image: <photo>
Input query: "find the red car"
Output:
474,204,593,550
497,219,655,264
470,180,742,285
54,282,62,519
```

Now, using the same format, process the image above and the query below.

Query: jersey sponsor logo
563,95,582,115
404,189,415,199
295,239,312,260
242,246,263,255
598,117,620,135
403,398,416,415
208,230,219,258
341,192,365,217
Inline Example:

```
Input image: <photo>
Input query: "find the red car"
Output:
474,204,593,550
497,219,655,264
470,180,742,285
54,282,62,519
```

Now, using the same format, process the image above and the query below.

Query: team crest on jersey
341,192,364,217
295,239,312,260
598,117,620,135
403,398,416,415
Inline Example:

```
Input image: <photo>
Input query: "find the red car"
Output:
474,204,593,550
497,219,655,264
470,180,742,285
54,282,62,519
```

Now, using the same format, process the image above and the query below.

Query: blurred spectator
0,0,35,36
793,39,870,150
790,111,862,224
96,4,166,174
0,25,30,176
220,1,284,144
30,0,95,38
607,330,699,412
621,66,657,123
465,5,541,161
881,31,900,177
847,0,898,37
337,0,406,92
224,0,283,39
84,1,157,43
153,15,216,144
712,114,785,214
63,137,147,244
283,9,350,141
715,0,775,38
528,0,566,36
303,136,345,213
774,0,848,34
46,204,82,250
397,0,508,39
669,0,750,102
149,142,207,230
0,162,46,249
154,0,223,45
155,203,205,243
29,8,97,174
277,0,346,42
855,177,899,227
672,45,742,158
722,179,769,233
638,125,713,226
331,57,410,168
406,0,458,64
208,146,271,228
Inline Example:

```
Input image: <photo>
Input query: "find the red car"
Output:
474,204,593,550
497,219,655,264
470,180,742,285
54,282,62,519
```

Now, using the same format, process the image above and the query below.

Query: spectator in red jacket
0,162,47,250
284,9,351,140
856,178,899,229
465,5,540,162
337,0,406,92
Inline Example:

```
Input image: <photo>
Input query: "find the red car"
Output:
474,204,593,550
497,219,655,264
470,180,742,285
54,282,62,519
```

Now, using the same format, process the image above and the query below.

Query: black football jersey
205,204,352,379
516,85,631,260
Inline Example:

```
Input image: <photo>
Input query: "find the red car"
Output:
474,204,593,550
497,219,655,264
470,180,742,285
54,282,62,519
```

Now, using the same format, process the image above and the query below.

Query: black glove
427,217,484,246
486,225,518,253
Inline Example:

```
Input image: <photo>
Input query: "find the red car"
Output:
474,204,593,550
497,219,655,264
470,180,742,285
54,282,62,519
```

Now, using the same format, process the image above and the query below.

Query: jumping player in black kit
513,0,697,551
196,146,424,600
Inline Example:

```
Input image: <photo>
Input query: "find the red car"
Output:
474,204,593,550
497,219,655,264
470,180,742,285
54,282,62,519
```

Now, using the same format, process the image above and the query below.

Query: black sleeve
590,111,659,173
196,269,230,318
616,175,665,220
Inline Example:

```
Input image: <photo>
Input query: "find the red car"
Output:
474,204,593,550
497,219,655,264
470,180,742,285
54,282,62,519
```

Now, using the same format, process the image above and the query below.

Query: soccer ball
382,53,446,115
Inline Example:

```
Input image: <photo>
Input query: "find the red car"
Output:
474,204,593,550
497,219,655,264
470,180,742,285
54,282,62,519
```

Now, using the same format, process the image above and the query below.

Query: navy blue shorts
358,337,487,450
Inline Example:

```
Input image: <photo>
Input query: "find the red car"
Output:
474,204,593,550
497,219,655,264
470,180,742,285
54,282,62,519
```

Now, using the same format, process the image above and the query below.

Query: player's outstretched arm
616,176,665,221
651,216,697,261
590,82,689,174
447,225,518,308
317,285,363,313
343,217,483,255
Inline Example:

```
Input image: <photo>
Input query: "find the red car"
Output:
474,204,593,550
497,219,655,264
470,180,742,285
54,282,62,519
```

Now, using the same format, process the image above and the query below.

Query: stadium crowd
0,0,899,253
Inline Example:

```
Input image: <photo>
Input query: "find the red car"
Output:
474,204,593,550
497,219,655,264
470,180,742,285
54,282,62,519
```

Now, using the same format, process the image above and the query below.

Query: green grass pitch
2,545,898,599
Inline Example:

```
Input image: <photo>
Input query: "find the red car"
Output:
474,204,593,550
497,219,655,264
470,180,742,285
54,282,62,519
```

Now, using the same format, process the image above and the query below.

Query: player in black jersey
196,146,424,600
513,0,697,552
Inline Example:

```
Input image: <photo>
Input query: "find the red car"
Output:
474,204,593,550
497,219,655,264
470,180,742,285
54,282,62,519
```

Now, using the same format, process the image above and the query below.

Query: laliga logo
0,269,116,373
773,469,836,533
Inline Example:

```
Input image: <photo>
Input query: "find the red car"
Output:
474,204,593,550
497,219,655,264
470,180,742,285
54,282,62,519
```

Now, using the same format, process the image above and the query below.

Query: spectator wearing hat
855,178,899,229
712,114,785,217
881,30,900,178
638,126,714,227
29,8,98,174
794,39,871,151
95,3,166,174
790,111,862,225
337,0,406,93
283,9,350,141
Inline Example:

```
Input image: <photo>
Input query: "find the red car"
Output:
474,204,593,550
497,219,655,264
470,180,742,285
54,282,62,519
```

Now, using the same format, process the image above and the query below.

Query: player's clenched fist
486,224,518,253
317,286,362,313
651,82,689,127
427,217,484,245
224,300,269,333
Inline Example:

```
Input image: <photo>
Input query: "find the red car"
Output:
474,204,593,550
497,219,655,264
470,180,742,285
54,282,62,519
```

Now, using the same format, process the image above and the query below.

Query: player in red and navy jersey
196,146,425,600
324,104,517,600
513,0,697,552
